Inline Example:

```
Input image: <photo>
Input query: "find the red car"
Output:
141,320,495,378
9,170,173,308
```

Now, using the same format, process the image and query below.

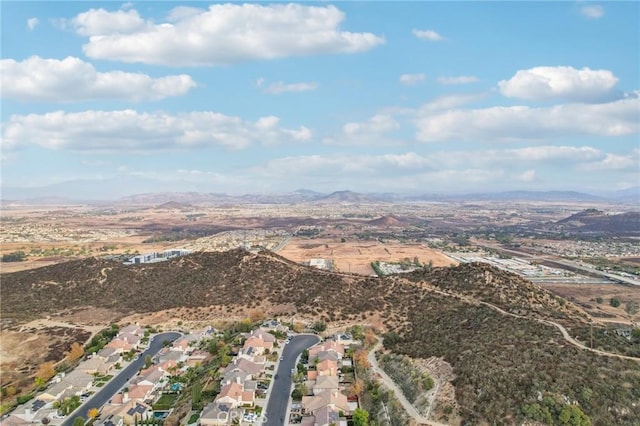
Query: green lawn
152,394,178,410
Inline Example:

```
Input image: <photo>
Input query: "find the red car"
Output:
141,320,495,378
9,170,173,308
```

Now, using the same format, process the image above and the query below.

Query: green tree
2,251,26,262
191,382,202,405
382,331,401,348
625,301,639,315
72,417,85,426
558,404,591,426
610,297,621,308
34,377,46,390
352,408,369,426
312,322,326,333
144,355,152,369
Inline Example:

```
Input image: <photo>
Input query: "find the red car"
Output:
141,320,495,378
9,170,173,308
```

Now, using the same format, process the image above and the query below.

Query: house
39,371,93,402
38,381,72,402
316,360,339,377
105,339,135,353
214,382,253,408
199,402,241,426
224,358,263,377
115,400,152,425
222,371,250,387
78,356,113,375
94,415,124,426
0,415,31,426
247,329,275,345
242,335,273,355
124,385,153,402
313,351,340,363
302,390,349,414
134,367,164,387
309,342,344,361
97,347,118,359
312,376,339,395
65,370,94,391
119,324,144,336
300,405,343,426
171,338,190,353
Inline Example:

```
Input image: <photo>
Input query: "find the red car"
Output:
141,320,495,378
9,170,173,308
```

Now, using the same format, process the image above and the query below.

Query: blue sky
1,1,639,198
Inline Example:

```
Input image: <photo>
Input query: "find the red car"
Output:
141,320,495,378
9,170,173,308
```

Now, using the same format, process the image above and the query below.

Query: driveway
61,332,181,426
263,335,319,426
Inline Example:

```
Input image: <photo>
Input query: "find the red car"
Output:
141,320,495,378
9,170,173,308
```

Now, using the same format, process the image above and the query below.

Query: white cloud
415,95,639,142
419,93,486,112
412,29,445,41
399,73,425,86
72,4,384,66
580,5,604,19
577,151,639,171
343,114,399,136
498,66,619,102
1,110,312,151
26,18,39,30
437,75,479,85
514,169,536,182
166,6,203,22
262,81,318,95
0,56,196,102
71,8,148,36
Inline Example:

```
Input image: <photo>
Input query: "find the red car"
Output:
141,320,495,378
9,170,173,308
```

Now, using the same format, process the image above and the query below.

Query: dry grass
278,237,457,275
540,282,640,324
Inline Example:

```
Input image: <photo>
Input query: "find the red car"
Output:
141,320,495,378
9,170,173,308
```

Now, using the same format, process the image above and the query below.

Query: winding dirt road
367,338,449,426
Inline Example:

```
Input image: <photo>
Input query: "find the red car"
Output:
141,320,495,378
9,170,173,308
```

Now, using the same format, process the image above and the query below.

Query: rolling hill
2,250,639,424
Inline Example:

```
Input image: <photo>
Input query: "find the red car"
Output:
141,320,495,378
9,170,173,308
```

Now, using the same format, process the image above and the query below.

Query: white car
243,413,258,423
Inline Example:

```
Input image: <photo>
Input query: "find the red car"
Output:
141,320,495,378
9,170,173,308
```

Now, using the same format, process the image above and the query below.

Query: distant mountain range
2,180,638,205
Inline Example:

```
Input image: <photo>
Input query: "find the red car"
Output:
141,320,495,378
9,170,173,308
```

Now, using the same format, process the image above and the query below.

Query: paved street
263,335,319,426
62,332,181,426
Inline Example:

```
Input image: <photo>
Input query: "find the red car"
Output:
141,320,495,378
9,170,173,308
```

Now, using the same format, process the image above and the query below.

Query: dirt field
0,308,121,389
539,282,640,325
278,237,457,275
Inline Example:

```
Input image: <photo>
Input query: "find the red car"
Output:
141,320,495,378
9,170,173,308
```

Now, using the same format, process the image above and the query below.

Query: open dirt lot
278,237,457,275
0,308,121,389
539,282,640,325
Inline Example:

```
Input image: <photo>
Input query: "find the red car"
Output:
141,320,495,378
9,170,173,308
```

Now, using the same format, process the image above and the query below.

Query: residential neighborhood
0,320,369,426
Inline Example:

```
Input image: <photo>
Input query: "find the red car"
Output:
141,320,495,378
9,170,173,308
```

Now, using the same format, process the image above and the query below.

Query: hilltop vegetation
2,250,639,424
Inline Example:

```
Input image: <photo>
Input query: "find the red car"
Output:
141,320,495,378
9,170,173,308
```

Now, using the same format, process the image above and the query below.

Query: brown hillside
407,262,589,324
1,251,639,424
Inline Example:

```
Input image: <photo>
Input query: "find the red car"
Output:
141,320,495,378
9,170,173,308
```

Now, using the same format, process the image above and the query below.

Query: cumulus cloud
261,81,318,95
580,5,604,19
323,114,401,146
1,110,312,151
498,66,619,102
437,75,479,85
71,8,148,36
412,29,445,41
415,95,639,142
1,56,196,102
399,73,425,86
343,114,399,136
577,150,639,171
71,4,384,66
26,17,39,30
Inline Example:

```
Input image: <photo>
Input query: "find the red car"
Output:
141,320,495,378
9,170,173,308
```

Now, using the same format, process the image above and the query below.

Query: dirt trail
423,284,640,363
367,338,448,426
477,299,640,362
